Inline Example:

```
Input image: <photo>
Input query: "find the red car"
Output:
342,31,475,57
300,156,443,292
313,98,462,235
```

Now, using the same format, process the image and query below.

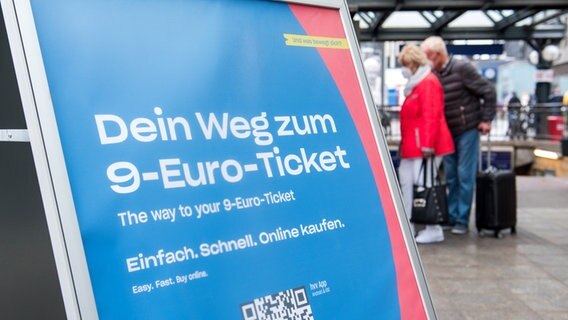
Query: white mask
401,67,413,79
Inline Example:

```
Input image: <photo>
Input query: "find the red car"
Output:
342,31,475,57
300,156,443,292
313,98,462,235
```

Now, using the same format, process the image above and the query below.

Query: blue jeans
444,129,479,226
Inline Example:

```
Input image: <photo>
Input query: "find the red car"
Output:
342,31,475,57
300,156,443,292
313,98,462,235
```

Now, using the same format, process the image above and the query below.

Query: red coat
399,72,454,159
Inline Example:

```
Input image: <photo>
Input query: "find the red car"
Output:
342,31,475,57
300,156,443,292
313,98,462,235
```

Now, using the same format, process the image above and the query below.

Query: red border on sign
289,4,428,320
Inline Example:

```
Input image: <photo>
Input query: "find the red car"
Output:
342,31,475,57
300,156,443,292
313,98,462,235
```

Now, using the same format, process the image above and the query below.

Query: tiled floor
418,176,568,320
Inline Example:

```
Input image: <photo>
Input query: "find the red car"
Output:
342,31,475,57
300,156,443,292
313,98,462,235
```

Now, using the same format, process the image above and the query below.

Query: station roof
348,0,568,42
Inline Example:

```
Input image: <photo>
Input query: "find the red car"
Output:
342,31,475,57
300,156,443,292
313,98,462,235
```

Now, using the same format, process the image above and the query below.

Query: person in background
549,85,563,103
507,92,521,106
397,44,455,244
506,91,521,137
548,85,564,116
421,36,496,235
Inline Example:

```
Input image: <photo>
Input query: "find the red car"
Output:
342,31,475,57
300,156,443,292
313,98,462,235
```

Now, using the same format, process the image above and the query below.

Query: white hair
422,36,448,56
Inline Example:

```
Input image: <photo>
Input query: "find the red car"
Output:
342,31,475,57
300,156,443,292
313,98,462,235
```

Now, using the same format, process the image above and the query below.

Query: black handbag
410,158,449,225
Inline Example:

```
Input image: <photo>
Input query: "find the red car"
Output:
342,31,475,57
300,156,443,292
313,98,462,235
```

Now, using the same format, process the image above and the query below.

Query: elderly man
421,36,496,234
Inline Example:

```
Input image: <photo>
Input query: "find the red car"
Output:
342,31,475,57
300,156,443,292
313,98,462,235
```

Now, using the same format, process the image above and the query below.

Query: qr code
241,286,314,320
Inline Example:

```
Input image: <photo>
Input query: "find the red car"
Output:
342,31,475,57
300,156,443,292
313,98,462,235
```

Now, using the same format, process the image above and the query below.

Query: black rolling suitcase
475,135,517,238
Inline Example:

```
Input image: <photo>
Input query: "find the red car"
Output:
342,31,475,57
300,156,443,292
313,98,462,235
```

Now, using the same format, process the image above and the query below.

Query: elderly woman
398,44,454,244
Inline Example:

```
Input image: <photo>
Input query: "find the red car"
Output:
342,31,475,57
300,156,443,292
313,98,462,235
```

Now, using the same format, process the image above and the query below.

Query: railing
376,102,567,141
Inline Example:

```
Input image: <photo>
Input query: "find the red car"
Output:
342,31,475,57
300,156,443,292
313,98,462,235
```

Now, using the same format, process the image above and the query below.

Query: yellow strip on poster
283,33,348,49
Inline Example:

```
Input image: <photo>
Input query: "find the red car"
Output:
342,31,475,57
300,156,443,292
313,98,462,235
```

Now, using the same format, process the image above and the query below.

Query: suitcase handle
479,132,495,173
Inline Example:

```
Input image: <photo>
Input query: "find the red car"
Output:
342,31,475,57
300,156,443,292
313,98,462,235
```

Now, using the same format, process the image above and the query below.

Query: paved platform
418,176,568,320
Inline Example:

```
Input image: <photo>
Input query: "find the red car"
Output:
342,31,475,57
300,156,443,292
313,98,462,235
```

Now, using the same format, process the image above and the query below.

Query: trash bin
547,116,565,141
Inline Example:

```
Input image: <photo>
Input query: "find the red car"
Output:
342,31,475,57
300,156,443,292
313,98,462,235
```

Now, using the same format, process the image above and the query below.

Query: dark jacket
434,56,496,137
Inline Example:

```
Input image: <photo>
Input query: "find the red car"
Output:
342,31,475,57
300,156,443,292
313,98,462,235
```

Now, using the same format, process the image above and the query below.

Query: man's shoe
441,223,454,231
451,224,468,235
415,225,444,244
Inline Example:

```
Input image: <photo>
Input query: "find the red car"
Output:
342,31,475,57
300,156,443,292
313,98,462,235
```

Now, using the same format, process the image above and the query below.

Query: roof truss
350,0,568,42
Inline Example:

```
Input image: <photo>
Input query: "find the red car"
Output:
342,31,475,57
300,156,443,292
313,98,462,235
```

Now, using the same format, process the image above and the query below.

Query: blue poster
29,0,427,319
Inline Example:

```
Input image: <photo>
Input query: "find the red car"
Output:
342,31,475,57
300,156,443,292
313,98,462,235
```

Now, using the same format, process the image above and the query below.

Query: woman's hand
422,149,434,158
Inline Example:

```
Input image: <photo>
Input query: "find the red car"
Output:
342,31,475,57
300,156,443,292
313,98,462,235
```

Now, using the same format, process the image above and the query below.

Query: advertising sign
535,69,554,83
3,0,434,319
480,147,515,171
